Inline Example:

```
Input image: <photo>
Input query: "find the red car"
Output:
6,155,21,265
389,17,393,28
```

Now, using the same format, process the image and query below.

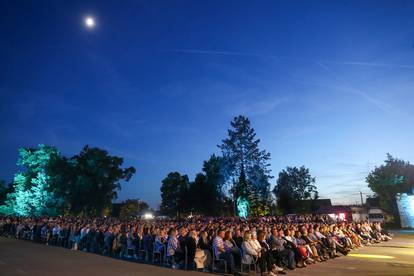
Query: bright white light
143,213,154,220
84,16,96,28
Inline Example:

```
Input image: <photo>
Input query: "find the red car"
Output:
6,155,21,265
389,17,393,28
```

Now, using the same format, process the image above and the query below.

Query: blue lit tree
0,145,62,216
367,154,414,225
219,115,272,217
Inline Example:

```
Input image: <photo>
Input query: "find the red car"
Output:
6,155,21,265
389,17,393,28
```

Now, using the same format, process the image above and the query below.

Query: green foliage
0,145,62,216
0,180,11,205
57,146,136,216
119,199,149,218
160,155,229,217
0,144,136,217
366,154,414,225
219,115,272,216
273,166,318,214
160,172,190,217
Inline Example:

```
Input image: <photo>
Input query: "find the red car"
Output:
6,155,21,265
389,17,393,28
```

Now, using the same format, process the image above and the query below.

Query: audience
0,215,392,276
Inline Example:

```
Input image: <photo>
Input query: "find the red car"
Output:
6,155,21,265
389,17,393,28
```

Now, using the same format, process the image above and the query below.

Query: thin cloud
323,61,414,70
228,96,287,116
166,48,414,69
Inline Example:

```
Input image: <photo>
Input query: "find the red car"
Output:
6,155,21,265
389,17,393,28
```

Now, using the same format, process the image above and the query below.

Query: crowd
0,215,393,276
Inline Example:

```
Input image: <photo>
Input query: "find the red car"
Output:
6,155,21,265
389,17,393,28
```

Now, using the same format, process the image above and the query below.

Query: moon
84,16,96,29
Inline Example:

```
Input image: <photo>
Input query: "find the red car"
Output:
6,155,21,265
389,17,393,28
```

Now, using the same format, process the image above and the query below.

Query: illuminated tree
0,145,136,217
0,145,62,216
219,115,272,216
367,154,414,225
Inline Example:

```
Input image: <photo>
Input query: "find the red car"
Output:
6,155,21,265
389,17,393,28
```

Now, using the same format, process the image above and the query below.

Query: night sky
1,0,414,207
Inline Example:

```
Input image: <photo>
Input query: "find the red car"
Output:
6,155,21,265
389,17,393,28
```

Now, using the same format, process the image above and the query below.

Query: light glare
85,16,96,28
348,253,395,259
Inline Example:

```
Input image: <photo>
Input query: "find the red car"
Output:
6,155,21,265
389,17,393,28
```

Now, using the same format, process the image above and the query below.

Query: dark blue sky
1,0,414,207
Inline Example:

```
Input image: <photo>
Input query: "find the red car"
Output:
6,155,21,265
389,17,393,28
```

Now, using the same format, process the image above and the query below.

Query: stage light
143,213,154,219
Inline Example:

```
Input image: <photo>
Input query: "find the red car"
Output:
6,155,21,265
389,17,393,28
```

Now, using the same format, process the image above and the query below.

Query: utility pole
360,191,364,206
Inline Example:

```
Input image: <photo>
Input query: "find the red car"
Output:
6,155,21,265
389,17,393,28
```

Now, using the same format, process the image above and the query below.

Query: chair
240,248,258,274
212,249,227,274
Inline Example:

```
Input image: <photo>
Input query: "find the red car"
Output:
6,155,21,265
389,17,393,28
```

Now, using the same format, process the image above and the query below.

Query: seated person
213,229,235,274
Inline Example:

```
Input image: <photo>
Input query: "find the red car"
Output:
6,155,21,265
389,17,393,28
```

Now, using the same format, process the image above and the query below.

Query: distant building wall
396,193,414,228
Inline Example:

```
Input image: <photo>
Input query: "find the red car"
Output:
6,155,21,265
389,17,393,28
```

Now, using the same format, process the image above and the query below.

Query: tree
119,199,149,218
219,115,272,216
202,154,227,215
366,154,414,225
60,146,136,216
273,166,318,214
0,145,63,216
0,180,11,205
160,172,190,217
188,173,208,214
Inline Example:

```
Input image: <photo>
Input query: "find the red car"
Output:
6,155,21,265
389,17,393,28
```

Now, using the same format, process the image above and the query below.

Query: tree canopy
273,166,318,214
0,145,136,217
160,172,190,217
219,115,272,216
0,145,62,216
366,154,414,225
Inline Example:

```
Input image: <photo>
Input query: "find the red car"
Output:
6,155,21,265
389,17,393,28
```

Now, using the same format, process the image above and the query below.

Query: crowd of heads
0,215,392,276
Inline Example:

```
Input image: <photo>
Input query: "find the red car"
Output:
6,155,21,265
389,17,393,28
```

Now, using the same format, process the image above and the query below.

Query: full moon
84,16,96,28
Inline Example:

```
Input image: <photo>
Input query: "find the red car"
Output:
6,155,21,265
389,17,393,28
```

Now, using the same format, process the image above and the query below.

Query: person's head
170,229,177,237
271,227,278,237
301,228,308,236
217,229,225,239
257,230,265,242
224,230,232,241
243,230,251,241
189,230,197,239
235,228,242,237
179,227,187,237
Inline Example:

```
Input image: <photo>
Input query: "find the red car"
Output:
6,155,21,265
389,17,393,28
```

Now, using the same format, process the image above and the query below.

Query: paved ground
0,231,413,276
285,230,414,276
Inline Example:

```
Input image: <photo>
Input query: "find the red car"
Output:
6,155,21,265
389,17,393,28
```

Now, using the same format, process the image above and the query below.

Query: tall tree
366,154,414,225
218,115,272,216
0,145,63,216
61,146,136,216
273,166,318,214
160,172,190,217
188,173,208,214
202,154,227,214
